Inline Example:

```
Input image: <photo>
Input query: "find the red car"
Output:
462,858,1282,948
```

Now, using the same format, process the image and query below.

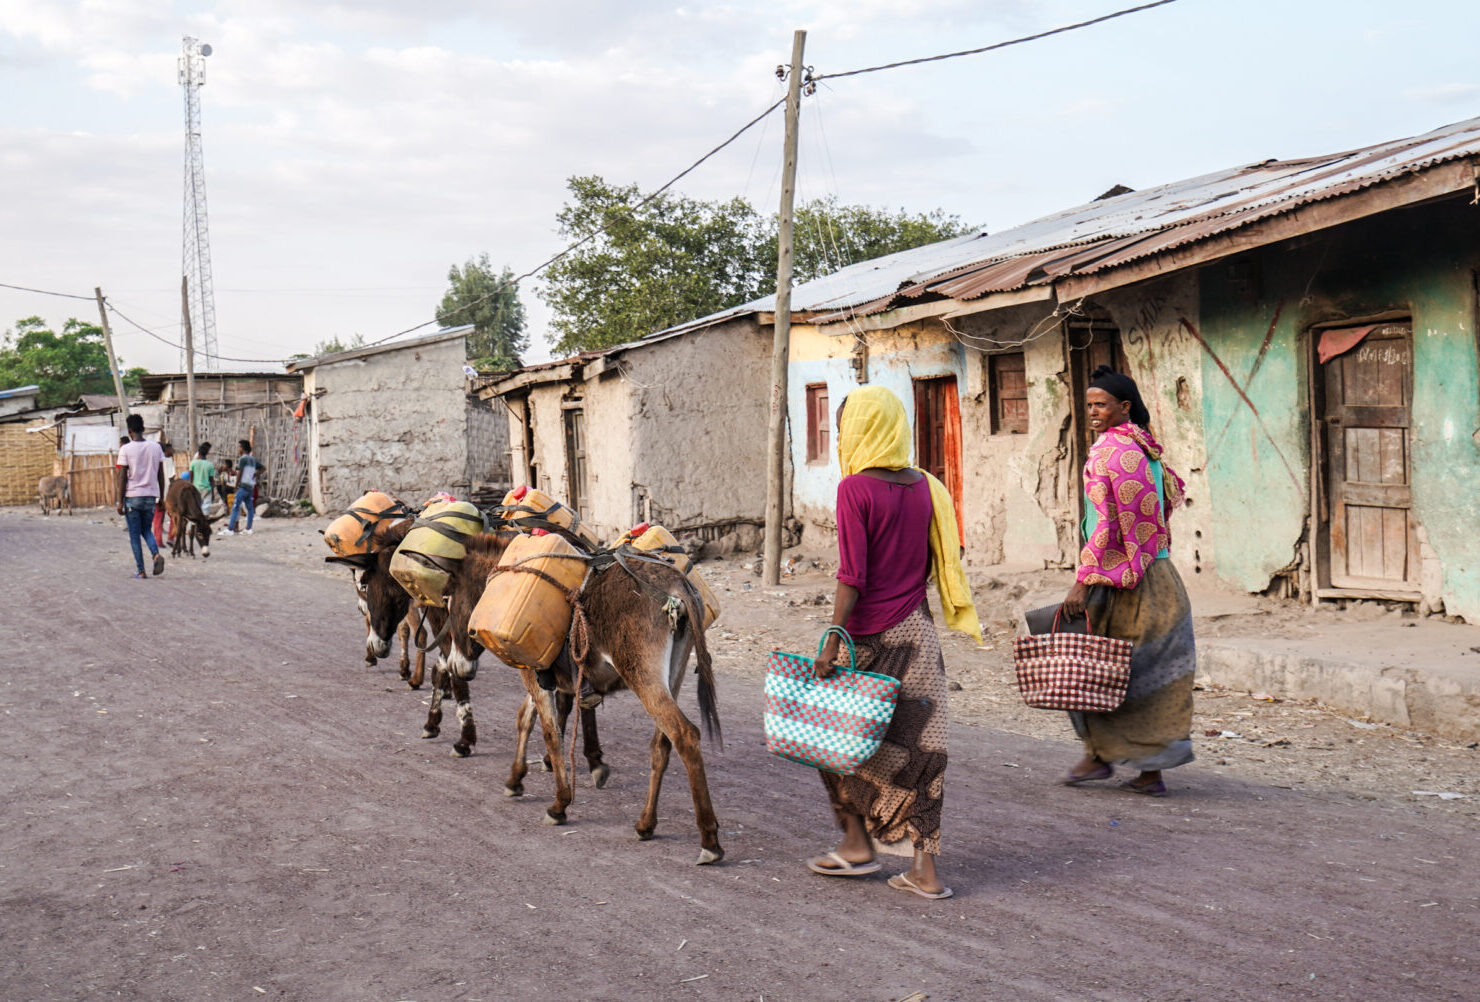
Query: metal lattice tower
179,36,218,370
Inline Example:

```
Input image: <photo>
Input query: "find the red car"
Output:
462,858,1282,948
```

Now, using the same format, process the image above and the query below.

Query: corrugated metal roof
653,114,1480,333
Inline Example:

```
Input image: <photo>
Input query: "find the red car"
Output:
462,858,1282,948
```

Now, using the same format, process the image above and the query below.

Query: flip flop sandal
887,872,953,900
131,571,148,579
1120,779,1168,797
807,851,881,877
1061,763,1113,786
153,554,165,576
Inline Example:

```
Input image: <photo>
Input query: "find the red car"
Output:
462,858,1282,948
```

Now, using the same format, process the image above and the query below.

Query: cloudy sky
2,0,1477,373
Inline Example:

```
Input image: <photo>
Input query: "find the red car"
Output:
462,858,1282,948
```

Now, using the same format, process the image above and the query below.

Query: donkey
326,520,429,689
463,547,724,865
165,478,223,557
38,475,72,516
422,532,608,779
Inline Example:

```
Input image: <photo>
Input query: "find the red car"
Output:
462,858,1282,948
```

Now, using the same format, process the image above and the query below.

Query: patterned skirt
821,602,948,856
1072,558,1196,771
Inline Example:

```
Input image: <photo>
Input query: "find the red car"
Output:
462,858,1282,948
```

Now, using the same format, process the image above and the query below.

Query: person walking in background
215,458,235,512
189,443,216,516
150,442,177,546
115,413,166,579
223,439,265,537
806,385,981,901
1060,365,1196,797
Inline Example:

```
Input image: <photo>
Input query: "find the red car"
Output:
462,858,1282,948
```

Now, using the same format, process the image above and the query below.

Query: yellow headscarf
837,385,982,644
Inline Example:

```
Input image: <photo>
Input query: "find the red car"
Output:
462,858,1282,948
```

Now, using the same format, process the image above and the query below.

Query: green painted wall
1199,197,1480,618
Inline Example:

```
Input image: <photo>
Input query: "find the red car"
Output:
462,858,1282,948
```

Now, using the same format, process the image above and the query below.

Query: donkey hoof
407,681,422,691
503,784,523,798
635,827,655,842
421,727,439,739
542,810,567,826
452,743,472,758
696,846,724,866
590,764,611,789
540,756,553,773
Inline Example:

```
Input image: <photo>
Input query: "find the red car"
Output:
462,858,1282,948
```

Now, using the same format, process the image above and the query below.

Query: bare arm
157,460,166,501
115,464,128,514
815,581,861,678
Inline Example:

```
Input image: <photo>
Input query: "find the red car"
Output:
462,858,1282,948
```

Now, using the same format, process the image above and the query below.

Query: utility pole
93,287,129,420
763,29,806,587
181,275,199,457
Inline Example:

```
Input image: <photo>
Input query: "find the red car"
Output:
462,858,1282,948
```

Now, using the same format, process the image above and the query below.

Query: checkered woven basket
763,627,901,775
1012,612,1131,712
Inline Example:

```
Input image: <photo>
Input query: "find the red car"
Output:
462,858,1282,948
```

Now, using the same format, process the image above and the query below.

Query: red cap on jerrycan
629,522,650,538
511,485,529,500
531,528,548,536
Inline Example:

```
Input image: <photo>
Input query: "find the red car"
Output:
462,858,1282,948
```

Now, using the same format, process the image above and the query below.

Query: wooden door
1320,323,1418,592
563,407,588,518
913,376,964,541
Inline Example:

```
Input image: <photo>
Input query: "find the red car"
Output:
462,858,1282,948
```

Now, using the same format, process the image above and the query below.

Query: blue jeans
124,497,159,573
228,486,255,531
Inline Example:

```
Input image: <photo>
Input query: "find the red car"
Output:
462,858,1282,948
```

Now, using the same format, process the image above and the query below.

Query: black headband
1088,365,1150,426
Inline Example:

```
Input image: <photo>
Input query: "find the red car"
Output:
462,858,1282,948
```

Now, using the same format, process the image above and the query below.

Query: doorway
912,375,963,540
1314,321,1420,597
563,406,588,519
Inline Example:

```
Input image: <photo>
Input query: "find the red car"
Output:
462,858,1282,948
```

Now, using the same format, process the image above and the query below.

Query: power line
812,0,1181,82
0,281,95,301
105,301,289,366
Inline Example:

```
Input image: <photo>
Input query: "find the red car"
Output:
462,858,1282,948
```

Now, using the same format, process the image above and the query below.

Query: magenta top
835,473,933,636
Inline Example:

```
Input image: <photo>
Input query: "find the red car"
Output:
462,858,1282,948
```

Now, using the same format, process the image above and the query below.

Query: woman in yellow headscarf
807,384,981,901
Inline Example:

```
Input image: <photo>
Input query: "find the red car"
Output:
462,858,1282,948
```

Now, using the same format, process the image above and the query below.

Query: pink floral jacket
1076,423,1186,589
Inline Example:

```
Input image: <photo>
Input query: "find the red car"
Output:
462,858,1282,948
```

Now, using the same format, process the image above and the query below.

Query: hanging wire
939,297,1088,351
812,1,1181,82
0,281,95,301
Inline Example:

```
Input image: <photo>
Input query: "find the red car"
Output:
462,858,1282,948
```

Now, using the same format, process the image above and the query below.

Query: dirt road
2,508,1476,1001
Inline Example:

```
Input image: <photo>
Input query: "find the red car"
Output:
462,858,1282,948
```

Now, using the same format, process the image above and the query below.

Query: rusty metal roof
721,114,1480,327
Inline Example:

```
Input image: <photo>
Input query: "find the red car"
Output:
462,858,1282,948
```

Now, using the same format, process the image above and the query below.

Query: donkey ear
325,553,375,569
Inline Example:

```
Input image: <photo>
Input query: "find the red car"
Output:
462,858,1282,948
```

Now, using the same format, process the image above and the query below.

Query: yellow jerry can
323,491,410,556
388,499,484,605
615,522,721,629
471,530,588,671
498,485,599,549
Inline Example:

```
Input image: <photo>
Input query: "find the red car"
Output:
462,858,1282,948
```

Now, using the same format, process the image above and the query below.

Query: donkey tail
677,575,722,750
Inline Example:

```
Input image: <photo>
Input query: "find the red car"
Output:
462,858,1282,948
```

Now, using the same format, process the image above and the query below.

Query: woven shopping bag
1012,607,1132,712
763,627,902,775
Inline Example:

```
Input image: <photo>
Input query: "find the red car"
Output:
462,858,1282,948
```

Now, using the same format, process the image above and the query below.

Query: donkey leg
504,695,536,797
396,615,411,680
582,706,610,789
541,691,573,773
408,619,428,690
518,671,573,825
627,680,723,865
421,657,447,739
449,672,477,758
636,725,672,841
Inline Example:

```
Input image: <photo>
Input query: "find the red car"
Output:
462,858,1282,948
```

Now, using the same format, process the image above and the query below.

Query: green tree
538,177,971,354
436,254,528,371
786,195,970,284
539,176,772,355
289,333,366,361
0,316,139,407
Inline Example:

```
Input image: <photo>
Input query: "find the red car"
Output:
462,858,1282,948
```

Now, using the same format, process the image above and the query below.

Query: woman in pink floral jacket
1060,366,1196,796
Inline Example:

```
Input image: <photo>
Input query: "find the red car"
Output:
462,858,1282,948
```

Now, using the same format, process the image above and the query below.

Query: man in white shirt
115,414,167,578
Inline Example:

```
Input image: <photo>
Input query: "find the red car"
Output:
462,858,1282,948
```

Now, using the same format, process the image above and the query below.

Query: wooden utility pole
763,28,806,587
93,287,129,420
181,275,199,457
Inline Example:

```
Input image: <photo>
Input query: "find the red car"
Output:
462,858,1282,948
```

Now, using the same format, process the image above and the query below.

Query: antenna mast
179,35,218,371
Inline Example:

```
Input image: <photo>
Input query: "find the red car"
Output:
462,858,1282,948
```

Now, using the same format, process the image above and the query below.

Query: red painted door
913,376,964,541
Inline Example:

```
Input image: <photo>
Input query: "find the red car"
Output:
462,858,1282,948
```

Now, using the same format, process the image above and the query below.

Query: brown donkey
428,533,608,778
469,551,724,865
326,520,429,689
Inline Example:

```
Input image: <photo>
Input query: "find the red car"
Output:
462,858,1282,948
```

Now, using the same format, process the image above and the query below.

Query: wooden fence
162,401,309,501
0,424,58,506
57,452,121,508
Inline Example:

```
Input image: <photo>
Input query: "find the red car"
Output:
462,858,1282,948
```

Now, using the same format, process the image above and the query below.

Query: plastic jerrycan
324,491,407,556
500,485,599,549
388,499,484,605
471,529,588,671
616,522,721,629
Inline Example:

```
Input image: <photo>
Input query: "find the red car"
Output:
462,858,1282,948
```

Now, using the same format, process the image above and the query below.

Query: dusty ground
1,505,1477,1001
